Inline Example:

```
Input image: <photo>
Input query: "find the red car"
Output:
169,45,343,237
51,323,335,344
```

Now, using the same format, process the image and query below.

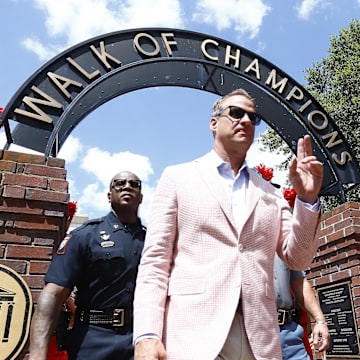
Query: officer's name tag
101,241,115,248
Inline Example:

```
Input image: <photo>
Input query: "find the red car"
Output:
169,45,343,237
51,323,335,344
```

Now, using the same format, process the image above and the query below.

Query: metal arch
44,58,338,197
0,27,359,201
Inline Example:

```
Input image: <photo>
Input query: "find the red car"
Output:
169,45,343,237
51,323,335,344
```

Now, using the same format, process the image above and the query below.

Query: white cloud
192,0,271,39
23,0,273,60
119,0,184,29
67,177,78,201
21,37,59,62
77,181,110,216
295,0,330,20
26,0,184,60
57,135,83,164
80,147,153,186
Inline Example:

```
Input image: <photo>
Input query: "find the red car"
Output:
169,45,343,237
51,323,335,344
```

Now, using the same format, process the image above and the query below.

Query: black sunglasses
112,179,141,190
217,106,261,126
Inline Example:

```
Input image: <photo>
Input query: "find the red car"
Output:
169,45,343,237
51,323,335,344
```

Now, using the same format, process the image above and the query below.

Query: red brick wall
307,201,360,360
0,149,69,301
0,149,69,359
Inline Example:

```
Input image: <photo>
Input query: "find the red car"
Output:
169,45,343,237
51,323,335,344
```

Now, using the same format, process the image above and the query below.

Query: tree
260,19,360,210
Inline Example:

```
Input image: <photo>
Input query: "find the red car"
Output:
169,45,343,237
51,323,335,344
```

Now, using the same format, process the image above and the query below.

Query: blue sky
1,0,359,223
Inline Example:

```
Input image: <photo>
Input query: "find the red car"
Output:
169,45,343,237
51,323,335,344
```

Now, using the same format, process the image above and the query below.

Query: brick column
307,201,360,360
0,149,69,359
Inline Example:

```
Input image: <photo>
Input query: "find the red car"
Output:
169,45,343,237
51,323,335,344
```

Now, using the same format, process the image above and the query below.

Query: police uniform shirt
273,254,305,310
45,211,146,310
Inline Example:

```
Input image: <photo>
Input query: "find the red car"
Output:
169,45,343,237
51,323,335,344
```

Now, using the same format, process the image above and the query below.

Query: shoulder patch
57,234,72,254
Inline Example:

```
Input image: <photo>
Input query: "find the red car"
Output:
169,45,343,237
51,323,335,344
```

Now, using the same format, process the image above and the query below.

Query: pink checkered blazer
133,153,321,360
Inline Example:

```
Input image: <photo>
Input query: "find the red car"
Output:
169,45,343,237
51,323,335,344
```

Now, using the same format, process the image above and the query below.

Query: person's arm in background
29,283,71,360
291,277,330,353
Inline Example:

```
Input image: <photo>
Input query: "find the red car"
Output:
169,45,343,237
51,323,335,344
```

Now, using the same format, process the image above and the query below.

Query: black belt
77,308,132,329
277,308,295,326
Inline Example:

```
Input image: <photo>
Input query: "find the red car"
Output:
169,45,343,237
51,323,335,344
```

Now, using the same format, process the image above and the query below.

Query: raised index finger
297,135,313,160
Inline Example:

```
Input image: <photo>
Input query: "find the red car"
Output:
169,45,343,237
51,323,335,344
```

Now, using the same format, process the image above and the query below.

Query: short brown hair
211,89,255,117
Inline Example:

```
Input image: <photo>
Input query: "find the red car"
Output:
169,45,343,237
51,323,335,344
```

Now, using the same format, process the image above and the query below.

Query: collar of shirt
207,150,249,229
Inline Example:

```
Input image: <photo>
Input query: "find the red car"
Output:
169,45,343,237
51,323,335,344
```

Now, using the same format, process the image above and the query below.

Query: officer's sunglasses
112,179,141,190
216,106,261,126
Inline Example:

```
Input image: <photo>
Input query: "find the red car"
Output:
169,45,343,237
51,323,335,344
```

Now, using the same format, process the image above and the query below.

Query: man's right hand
135,338,167,360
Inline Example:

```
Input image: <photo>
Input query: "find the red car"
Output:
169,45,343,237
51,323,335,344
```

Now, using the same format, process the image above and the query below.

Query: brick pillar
0,149,69,359
307,201,360,360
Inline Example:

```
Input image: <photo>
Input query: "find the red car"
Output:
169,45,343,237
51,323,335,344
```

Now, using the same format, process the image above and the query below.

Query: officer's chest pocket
91,246,125,261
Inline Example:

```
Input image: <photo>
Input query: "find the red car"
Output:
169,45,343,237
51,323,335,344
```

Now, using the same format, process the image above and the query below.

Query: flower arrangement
255,164,296,208
283,188,297,208
255,163,274,181
66,201,78,232
68,201,78,218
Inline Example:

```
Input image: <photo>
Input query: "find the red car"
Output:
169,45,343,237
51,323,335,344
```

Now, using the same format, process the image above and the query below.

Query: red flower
255,163,274,181
68,201,78,217
255,163,296,208
283,188,297,208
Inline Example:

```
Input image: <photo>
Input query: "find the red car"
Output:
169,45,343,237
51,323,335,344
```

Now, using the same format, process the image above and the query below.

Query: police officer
274,254,330,359
29,171,146,360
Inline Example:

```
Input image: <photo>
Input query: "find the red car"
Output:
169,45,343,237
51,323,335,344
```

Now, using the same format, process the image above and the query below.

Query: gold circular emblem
0,264,33,360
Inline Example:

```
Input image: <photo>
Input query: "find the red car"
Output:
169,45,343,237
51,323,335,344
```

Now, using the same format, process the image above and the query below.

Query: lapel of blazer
193,155,237,231
245,168,266,222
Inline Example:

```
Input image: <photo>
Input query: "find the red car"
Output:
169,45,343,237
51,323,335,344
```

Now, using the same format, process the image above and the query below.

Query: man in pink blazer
133,89,323,360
